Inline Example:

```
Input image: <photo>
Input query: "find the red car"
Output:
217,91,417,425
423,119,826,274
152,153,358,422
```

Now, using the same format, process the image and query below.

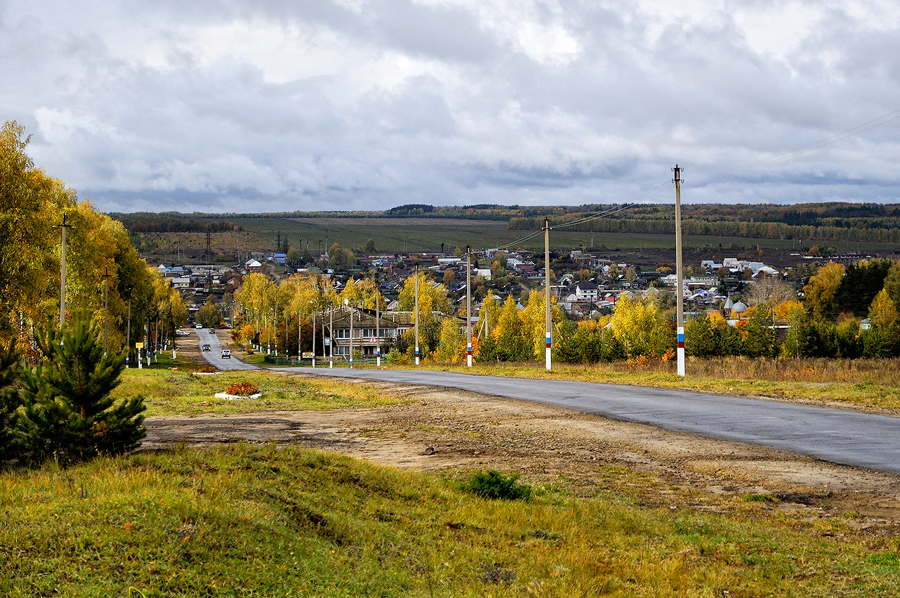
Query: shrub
225,381,259,396
459,470,531,500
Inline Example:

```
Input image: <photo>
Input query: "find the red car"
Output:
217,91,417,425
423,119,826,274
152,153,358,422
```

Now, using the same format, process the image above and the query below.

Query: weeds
459,469,532,500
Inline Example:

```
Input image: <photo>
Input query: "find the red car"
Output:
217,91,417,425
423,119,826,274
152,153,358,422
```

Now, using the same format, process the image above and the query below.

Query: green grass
114,368,405,417
2,444,898,597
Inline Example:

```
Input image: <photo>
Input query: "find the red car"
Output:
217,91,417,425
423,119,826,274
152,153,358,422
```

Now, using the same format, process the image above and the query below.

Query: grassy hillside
3,368,899,596
3,444,899,597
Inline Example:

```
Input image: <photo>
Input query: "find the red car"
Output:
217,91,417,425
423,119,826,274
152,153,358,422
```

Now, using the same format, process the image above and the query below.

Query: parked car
202,344,211,351
221,349,231,359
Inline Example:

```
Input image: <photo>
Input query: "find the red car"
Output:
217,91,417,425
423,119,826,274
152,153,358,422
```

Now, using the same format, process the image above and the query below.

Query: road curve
291,368,900,476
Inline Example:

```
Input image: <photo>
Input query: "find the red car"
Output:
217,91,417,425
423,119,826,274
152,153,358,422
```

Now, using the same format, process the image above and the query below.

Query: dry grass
417,357,900,413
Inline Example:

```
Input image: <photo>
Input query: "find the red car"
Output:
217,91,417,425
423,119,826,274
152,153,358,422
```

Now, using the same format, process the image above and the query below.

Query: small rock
424,446,435,455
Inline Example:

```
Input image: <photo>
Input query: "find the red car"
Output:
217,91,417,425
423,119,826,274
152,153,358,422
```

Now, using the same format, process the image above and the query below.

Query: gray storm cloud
1,0,898,212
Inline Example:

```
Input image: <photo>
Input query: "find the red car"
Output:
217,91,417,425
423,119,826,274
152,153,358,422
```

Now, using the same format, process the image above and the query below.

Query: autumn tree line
230,255,900,365
0,121,188,357
1,121,174,466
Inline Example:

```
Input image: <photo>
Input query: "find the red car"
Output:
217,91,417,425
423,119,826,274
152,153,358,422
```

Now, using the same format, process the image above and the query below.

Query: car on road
175,329,190,336
221,349,231,359
208,328,216,334
195,323,203,329
202,344,211,351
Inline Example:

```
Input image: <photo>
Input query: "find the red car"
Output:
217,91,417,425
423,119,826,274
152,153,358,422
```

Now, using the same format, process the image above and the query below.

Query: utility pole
101,266,113,354
466,246,472,367
376,291,381,367
347,299,354,369
414,265,420,366
54,213,74,328
673,165,685,377
544,217,552,371
126,298,131,368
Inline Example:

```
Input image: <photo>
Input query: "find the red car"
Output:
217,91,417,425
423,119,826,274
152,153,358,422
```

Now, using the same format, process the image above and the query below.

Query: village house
326,308,413,358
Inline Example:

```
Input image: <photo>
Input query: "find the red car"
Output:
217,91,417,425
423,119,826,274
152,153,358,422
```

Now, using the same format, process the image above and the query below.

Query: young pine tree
18,312,145,465
0,338,23,463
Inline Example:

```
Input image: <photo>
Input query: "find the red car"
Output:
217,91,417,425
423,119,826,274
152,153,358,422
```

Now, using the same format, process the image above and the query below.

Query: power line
709,107,900,178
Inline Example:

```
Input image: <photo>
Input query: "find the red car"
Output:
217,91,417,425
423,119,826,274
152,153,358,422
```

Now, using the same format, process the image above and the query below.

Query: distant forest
110,214,241,233
111,203,900,243
509,203,900,244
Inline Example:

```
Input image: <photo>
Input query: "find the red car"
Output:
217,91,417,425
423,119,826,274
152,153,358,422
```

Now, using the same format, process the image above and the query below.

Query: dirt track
142,369,900,532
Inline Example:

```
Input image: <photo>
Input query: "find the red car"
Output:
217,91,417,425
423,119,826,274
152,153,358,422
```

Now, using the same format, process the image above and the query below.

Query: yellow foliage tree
803,263,845,319
610,294,673,358
868,289,898,330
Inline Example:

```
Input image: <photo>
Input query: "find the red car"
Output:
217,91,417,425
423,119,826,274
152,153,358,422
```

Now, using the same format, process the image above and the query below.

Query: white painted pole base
329,357,333,368
312,358,315,368
677,326,685,377
545,346,551,371
377,356,381,367
467,354,472,367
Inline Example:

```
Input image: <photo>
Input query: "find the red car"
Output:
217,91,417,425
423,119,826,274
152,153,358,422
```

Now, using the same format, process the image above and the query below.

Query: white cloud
1,0,898,212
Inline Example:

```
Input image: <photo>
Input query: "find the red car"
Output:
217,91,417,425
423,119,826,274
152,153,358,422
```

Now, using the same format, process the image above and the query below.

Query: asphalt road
194,329,257,371
296,368,900,476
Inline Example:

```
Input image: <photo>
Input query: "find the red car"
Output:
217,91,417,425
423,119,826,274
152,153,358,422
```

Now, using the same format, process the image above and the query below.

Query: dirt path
142,373,900,530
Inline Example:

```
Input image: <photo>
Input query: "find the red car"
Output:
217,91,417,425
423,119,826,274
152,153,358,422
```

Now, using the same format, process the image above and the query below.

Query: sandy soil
142,370,900,532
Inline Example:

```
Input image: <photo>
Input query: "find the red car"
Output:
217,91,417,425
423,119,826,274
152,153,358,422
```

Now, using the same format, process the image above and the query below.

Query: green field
222,216,896,256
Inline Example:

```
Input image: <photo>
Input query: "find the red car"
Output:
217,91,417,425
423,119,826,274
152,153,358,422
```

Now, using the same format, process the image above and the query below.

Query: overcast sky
3,0,900,213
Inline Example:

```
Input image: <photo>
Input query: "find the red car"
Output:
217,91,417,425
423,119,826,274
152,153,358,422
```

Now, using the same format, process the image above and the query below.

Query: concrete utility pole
55,213,74,328
673,165,685,377
466,246,472,367
347,300,354,368
376,290,381,367
126,298,131,368
414,265,420,366
544,217,552,371
101,266,112,354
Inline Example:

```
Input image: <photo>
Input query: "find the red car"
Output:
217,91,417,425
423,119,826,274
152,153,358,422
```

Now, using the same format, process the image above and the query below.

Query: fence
262,355,384,367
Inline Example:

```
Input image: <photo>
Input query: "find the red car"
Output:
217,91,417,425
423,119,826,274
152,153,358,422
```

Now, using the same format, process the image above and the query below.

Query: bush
459,470,531,500
225,381,259,396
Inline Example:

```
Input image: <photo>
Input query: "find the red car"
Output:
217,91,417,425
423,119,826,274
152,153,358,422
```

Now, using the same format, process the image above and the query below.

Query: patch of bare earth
142,374,900,533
